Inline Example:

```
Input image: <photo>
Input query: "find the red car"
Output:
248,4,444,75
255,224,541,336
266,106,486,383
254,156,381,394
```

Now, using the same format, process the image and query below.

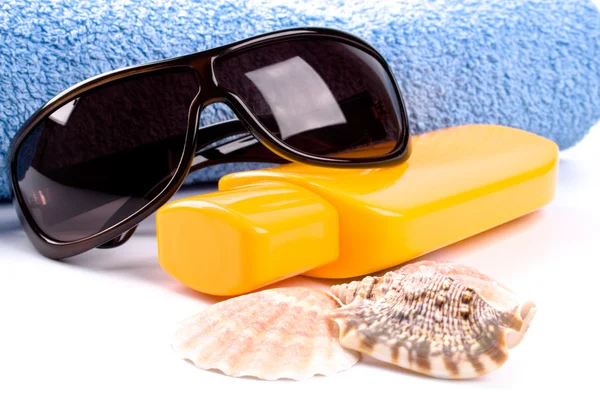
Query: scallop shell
328,260,536,379
171,287,360,380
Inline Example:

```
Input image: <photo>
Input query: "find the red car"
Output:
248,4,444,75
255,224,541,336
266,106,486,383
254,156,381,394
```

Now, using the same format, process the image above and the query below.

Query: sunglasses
8,27,411,260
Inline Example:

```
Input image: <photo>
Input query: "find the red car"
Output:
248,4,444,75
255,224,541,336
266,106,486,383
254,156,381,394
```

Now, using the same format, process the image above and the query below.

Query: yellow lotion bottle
157,125,558,295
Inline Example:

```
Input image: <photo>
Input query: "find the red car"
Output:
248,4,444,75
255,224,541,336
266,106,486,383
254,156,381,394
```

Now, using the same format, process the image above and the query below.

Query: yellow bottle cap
156,181,339,296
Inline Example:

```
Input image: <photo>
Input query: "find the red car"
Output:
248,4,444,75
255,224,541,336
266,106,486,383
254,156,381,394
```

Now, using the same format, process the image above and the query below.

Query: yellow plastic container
157,124,558,295
156,181,339,296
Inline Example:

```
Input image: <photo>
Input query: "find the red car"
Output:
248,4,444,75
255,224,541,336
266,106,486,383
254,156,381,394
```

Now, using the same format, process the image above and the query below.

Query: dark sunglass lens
214,37,404,159
15,68,200,242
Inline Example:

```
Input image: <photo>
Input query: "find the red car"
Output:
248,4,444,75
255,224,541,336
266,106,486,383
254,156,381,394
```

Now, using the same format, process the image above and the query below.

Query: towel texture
1,0,599,201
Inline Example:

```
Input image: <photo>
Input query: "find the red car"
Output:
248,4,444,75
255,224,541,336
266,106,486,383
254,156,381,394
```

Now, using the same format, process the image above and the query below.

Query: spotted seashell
171,287,360,381
328,261,536,379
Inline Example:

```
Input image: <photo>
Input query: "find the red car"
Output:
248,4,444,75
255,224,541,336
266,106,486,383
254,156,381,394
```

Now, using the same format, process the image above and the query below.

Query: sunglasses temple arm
97,226,138,249
190,120,288,173
195,120,248,149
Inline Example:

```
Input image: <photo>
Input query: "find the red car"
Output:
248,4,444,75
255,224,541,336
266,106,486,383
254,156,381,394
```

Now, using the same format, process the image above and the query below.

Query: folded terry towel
1,0,599,201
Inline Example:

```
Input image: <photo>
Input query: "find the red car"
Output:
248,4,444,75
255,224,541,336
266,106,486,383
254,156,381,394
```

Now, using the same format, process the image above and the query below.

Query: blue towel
1,0,599,202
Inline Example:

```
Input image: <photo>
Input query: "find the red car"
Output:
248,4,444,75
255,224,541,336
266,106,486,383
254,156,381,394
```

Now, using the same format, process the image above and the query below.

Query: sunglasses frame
8,26,412,260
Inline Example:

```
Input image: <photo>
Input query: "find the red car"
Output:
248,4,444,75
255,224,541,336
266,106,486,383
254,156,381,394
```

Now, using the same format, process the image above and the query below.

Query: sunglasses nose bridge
189,53,223,99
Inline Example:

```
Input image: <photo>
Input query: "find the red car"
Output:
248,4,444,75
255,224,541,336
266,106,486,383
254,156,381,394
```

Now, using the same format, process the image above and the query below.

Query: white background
1,120,599,399
3,1,600,397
